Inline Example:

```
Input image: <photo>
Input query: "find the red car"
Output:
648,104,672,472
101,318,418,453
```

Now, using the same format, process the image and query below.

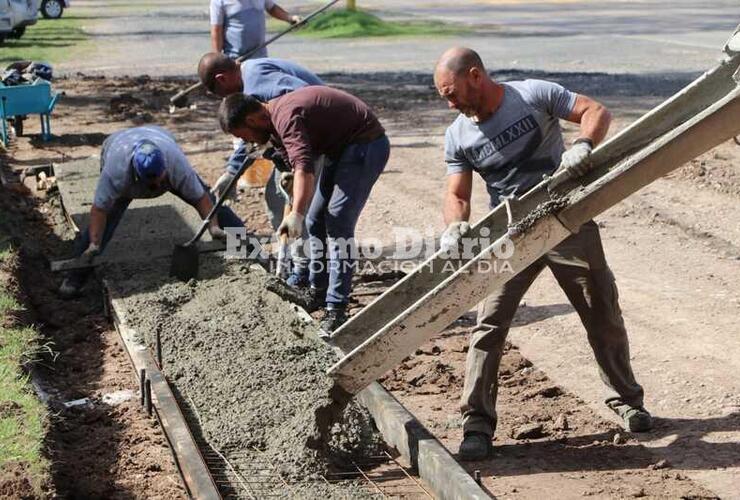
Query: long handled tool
169,0,340,108
275,172,294,278
170,147,260,281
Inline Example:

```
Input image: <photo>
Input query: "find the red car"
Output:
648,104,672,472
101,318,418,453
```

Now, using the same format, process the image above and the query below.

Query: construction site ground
1,70,738,498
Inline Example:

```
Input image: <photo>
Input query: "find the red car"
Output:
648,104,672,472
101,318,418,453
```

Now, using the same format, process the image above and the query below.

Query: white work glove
278,211,304,240
81,242,100,263
558,140,593,178
211,171,237,202
440,221,471,253
208,220,227,240
290,15,303,25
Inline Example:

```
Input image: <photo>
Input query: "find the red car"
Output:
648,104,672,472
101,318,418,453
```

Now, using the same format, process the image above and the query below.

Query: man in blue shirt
209,0,300,60
198,52,324,287
58,126,243,298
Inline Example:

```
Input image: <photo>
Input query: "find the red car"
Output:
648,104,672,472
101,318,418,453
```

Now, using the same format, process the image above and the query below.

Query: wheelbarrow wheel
11,118,23,138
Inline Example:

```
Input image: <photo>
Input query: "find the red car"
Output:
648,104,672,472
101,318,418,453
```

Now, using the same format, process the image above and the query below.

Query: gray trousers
461,220,645,437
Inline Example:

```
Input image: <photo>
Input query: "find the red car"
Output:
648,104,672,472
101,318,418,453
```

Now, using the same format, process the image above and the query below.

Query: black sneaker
303,287,327,313
320,307,347,333
458,431,493,461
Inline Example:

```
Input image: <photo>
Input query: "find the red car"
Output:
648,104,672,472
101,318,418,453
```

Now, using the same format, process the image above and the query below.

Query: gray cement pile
105,256,382,495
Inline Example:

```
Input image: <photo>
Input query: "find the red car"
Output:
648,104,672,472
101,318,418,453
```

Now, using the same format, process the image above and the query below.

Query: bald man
434,47,651,461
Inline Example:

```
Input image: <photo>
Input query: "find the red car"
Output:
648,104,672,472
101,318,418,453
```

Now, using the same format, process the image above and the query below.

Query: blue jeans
306,135,390,307
70,187,243,281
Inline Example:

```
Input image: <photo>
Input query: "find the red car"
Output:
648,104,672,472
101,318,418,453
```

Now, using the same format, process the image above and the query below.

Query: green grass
0,16,90,65
0,239,47,489
289,9,467,39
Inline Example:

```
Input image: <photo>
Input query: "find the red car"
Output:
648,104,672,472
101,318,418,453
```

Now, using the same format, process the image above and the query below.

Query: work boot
58,273,86,299
609,402,653,432
458,432,492,461
320,306,348,333
303,286,326,313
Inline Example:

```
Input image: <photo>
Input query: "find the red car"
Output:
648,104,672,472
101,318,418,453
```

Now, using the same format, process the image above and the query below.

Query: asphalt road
57,0,739,77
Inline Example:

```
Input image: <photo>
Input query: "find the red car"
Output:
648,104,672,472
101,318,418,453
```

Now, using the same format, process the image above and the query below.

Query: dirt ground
1,68,738,498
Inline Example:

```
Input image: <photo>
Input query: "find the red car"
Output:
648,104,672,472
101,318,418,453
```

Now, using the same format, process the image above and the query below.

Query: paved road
58,0,739,77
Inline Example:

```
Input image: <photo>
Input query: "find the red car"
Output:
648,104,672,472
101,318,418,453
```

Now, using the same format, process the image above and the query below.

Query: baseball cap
132,140,165,179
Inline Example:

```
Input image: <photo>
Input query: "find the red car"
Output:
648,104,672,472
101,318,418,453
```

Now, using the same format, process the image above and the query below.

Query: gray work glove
558,140,593,178
81,242,100,263
278,211,304,240
440,221,471,253
211,171,237,202
208,219,227,240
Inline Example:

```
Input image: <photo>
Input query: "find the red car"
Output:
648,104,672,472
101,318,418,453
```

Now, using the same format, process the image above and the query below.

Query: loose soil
0,186,186,499
1,67,738,497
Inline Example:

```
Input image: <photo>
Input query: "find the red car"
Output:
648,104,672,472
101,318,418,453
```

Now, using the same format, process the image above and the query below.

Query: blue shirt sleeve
226,140,252,176
242,58,323,102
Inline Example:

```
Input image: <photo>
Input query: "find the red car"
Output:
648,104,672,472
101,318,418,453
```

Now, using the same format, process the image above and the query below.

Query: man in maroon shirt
218,86,390,331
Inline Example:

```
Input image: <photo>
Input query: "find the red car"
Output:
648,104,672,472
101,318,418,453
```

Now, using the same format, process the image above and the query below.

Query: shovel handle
169,0,341,105
185,147,260,247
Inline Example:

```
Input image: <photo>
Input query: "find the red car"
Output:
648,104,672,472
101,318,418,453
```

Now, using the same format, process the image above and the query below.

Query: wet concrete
105,256,383,494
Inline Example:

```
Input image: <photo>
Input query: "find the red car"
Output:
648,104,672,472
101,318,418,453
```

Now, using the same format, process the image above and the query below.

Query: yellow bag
243,158,274,188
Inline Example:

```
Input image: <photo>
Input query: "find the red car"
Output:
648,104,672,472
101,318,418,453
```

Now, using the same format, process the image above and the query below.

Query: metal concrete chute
327,26,740,395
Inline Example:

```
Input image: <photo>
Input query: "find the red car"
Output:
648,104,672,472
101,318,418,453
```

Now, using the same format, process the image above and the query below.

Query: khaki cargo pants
461,220,645,437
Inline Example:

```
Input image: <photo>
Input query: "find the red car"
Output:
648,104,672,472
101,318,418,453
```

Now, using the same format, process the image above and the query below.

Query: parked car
40,0,66,19
0,0,40,43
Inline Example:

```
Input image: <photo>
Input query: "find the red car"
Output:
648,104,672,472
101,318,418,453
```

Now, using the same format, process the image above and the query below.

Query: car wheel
41,0,64,19
0,35,6,45
9,26,26,39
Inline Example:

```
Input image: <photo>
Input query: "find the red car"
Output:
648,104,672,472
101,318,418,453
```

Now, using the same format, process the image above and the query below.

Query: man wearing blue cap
58,125,244,298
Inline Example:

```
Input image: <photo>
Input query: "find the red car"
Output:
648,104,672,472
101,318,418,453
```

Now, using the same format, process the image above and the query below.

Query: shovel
275,172,294,279
170,149,259,281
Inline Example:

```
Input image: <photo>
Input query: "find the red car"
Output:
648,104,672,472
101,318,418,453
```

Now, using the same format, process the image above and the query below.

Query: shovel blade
170,244,199,281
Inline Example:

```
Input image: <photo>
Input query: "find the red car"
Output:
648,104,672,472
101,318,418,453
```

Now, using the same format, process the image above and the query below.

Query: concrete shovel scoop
170,149,259,281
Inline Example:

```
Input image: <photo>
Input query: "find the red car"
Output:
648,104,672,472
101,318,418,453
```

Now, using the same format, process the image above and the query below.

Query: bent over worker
198,52,325,288
218,86,389,332
58,126,243,298
434,47,651,461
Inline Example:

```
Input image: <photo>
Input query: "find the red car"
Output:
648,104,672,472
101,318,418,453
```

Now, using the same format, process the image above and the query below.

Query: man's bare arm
443,171,473,224
566,95,612,146
88,206,108,247
211,25,224,53
292,169,316,216
267,4,297,23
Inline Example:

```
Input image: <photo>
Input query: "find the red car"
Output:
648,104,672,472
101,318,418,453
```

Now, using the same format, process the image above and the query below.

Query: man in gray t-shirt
58,126,244,298
434,47,652,461
209,0,300,60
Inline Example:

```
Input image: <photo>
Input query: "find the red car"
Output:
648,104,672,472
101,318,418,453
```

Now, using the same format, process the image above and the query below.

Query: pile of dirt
105,256,383,488
108,93,155,124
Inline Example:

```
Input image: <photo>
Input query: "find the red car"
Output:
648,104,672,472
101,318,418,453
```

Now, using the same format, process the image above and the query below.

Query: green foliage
0,240,47,487
0,17,90,64
297,9,467,39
